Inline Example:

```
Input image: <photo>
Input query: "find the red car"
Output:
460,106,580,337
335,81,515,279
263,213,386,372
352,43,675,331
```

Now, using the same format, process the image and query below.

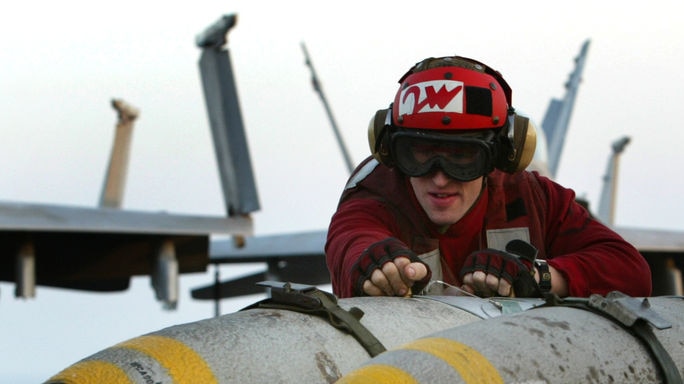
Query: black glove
353,237,431,295
459,239,541,297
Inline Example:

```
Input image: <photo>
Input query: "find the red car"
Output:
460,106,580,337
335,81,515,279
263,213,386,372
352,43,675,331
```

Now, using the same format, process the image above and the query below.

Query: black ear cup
367,108,392,164
497,114,537,173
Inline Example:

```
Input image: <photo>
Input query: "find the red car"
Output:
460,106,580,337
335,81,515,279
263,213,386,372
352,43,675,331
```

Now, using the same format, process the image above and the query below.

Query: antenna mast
301,42,355,174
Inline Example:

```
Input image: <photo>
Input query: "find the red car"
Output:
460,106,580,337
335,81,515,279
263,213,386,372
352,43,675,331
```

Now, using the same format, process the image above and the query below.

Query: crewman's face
410,171,484,227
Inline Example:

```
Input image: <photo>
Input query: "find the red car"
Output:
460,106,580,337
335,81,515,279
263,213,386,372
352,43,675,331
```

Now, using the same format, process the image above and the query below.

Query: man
325,56,651,298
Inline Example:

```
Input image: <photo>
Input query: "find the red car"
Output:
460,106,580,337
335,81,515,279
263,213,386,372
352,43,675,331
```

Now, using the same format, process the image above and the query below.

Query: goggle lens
391,132,493,181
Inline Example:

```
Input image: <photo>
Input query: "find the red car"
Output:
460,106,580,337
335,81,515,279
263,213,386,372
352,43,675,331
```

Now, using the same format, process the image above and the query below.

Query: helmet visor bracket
390,130,495,181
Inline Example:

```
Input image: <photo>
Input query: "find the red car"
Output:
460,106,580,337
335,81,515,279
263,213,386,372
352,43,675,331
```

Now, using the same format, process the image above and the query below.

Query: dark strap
544,292,682,384
628,320,682,384
242,281,387,357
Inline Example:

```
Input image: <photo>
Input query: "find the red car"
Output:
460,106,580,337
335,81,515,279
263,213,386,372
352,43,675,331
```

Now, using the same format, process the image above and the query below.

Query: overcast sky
2,1,683,382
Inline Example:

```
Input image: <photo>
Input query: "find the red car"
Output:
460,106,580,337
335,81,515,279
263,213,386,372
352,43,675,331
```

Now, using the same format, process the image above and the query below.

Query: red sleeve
325,198,400,297
538,175,652,297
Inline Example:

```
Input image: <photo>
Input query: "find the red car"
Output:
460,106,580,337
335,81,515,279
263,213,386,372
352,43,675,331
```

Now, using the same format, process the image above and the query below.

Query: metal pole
301,42,355,174
214,264,221,317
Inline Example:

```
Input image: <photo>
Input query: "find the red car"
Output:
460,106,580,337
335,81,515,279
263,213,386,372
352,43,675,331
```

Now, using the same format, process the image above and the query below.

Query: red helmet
369,56,534,177
391,56,512,131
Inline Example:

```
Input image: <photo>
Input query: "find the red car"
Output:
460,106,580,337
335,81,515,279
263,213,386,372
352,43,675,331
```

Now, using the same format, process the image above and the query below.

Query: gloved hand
353,237,431,296
459,239,541,297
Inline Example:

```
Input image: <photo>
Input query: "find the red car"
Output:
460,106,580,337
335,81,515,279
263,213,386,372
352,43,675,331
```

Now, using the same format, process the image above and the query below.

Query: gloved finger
495,277,513,297
362,279,385,296
369,267,394,296
393,257,412,285
394,257,428,283
485,273,501,295
404,261,429,282
460,272,476,295
468,270,489,296
381,260,410,296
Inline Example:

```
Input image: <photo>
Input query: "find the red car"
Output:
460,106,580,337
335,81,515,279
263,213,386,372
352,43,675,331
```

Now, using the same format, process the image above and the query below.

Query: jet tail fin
541,39,591,179
196,14,260,217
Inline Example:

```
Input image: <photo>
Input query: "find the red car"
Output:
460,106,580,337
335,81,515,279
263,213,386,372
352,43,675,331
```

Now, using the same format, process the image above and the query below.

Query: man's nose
431,169,452,186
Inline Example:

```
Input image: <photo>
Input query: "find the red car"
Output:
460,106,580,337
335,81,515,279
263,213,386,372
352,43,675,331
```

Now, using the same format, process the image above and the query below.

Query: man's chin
427,214,460,227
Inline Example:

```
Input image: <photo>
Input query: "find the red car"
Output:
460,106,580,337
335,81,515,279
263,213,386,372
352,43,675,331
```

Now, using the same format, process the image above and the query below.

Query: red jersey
325,157,652,298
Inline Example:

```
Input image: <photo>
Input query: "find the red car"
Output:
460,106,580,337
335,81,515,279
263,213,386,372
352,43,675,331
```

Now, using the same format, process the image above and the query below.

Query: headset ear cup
367,108,392,164
498,114,537,173
514,115,537,172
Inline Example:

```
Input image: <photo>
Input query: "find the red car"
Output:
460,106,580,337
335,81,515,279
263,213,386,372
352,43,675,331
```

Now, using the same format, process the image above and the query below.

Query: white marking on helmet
398,80,464,116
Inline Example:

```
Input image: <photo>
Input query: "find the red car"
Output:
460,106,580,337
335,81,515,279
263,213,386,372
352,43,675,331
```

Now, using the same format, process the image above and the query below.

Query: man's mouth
431,192,456,198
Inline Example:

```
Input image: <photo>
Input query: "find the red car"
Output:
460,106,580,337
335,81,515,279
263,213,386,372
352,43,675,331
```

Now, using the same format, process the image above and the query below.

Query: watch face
535,260,552,293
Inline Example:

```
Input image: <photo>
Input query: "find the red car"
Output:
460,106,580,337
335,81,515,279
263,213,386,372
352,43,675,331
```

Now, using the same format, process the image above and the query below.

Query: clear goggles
390,130,495,181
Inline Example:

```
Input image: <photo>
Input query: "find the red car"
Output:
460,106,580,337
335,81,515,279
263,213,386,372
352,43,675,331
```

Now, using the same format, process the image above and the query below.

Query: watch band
535,259,552,293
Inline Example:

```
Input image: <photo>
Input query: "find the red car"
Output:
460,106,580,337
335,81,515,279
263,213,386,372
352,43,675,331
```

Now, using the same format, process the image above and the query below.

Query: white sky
1,1,683,382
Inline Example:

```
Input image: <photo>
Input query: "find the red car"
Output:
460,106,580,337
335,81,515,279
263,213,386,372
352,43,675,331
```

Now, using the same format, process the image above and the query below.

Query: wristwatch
534,259,552,294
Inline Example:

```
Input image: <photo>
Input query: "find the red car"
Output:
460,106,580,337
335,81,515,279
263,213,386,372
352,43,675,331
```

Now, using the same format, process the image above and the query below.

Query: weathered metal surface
44,295,684,384
340,296,684,383
44,296,480,383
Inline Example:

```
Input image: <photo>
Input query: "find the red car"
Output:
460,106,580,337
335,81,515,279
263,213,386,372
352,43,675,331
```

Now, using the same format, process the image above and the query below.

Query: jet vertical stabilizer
541,39,590,178
197,14,260,216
